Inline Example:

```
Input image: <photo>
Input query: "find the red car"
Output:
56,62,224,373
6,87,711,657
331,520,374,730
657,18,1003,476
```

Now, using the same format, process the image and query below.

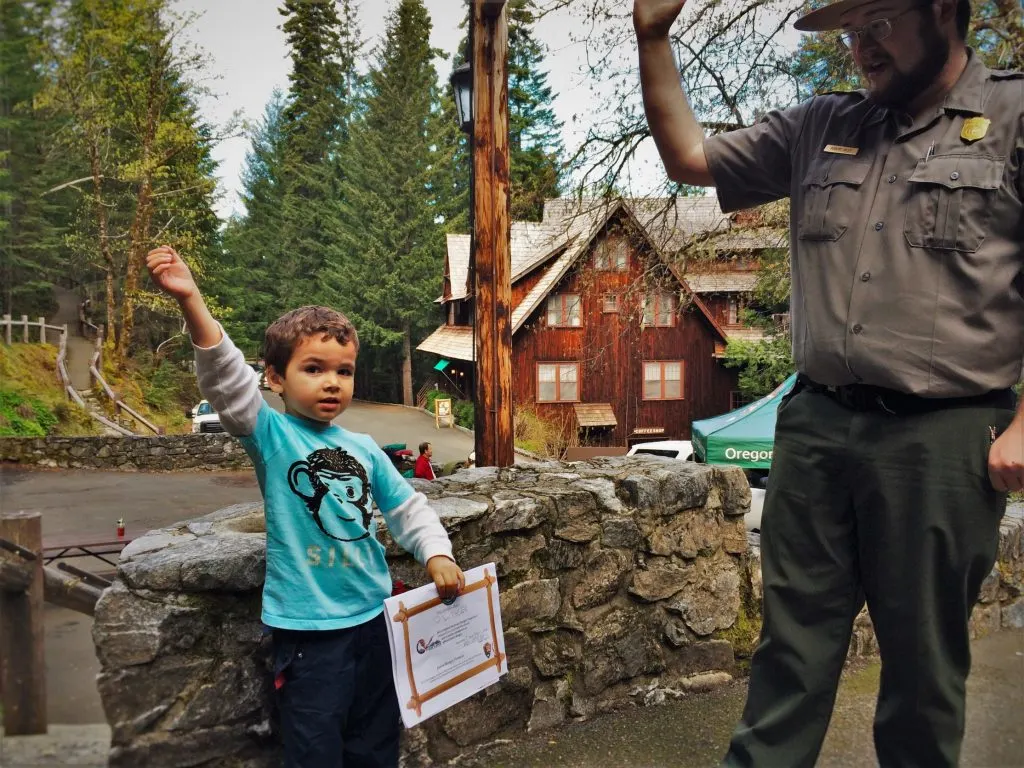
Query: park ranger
633,0,1024,765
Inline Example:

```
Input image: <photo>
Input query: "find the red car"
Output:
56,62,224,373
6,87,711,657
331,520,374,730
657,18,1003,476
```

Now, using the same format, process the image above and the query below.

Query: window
642,292,677,327
537,363,579,402
727,297,740,325
643,361,684,400
602,293,620,313
546,294,582,327
595,238,628,271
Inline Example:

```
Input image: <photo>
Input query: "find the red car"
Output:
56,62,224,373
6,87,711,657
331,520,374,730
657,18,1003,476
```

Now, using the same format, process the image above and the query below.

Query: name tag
824,144,859,156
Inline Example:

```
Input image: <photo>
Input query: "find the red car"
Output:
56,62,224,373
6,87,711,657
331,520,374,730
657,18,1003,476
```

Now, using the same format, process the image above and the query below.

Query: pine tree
507,0,564,221
0,0,65,318
210,91,291,351
322,0,446,406
274,0,361,309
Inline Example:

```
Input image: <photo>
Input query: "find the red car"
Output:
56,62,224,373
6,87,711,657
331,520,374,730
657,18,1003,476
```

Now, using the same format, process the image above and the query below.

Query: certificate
384,563,507,728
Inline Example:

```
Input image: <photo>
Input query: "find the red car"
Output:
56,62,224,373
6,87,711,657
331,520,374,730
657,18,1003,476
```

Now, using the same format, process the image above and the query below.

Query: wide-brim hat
794,0,874,31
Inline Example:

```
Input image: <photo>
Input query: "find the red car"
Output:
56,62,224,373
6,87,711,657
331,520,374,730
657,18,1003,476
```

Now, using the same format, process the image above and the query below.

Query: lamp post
449,0,513,468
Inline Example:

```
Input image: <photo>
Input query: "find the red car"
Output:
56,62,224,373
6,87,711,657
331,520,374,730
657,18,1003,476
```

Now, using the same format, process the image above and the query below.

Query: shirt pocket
904,154,1004,252
798,158,871,242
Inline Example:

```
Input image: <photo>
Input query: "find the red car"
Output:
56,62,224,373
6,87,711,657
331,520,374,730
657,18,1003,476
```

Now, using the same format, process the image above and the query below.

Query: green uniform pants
723,384,1015,768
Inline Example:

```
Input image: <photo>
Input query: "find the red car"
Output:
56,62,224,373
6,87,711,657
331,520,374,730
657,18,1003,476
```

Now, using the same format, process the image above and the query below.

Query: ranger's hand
989,419,1024,493
146,246,197,302
426,556,465,602
634,0,687,41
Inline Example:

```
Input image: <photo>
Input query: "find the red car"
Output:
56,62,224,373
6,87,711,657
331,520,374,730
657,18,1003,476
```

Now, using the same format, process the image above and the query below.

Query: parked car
626,440,695,462
189,400,224,434
627,439,765,532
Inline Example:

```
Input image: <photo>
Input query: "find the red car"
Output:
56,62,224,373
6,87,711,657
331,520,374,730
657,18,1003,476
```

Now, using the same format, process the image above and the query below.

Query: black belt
797,375,1016,416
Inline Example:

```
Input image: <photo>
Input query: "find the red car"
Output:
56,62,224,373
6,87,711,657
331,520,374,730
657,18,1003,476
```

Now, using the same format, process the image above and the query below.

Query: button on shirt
703,52,1024,397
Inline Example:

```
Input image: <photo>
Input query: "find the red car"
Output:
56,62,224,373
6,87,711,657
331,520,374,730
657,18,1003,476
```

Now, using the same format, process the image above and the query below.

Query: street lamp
450,62,473,133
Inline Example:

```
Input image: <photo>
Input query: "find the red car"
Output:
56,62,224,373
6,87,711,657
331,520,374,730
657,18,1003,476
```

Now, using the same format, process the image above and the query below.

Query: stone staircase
77,389,127,437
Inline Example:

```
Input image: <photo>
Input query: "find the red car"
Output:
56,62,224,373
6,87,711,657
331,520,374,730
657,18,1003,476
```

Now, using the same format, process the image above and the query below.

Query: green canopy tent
691,373,798,469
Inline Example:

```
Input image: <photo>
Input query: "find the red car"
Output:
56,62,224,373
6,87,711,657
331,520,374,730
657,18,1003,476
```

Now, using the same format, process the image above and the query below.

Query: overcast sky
172,0,653,220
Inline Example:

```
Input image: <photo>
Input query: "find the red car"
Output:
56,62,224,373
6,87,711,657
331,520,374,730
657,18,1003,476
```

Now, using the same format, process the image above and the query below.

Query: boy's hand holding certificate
385,563,507,727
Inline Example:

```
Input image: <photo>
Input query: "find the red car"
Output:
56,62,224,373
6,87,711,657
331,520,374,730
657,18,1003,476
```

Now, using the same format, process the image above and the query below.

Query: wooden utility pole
471,0,514,468
0,511,47,735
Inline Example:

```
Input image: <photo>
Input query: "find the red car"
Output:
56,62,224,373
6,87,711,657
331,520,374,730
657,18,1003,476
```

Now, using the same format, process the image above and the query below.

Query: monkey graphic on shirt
287,447,372,542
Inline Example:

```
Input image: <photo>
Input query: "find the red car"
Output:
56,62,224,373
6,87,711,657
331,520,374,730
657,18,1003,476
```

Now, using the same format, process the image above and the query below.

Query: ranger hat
794,0,878,31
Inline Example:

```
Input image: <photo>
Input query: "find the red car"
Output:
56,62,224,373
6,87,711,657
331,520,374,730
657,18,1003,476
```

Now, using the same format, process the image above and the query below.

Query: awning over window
433,358,451,371
573,403,618,428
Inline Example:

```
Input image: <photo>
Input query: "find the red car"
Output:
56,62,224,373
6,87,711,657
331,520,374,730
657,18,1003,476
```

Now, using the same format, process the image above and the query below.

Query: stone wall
89,459,1024,768
92,458,755,767
0,434,252,471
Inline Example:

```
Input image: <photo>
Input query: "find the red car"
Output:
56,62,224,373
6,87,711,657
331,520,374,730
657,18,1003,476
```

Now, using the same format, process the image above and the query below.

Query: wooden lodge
417,197,785,447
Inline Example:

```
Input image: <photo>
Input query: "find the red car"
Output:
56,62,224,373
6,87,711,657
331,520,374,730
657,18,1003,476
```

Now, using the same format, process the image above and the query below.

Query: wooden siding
511,221,737,446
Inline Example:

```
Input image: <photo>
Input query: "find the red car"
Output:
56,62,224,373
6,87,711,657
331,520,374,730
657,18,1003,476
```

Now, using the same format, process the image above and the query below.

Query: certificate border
390,567,505,716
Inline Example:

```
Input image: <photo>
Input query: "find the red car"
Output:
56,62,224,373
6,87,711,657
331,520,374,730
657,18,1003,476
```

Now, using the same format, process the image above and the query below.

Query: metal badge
961,117,991,143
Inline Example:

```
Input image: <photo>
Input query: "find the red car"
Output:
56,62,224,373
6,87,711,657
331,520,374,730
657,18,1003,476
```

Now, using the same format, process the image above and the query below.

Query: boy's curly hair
264,306,359,374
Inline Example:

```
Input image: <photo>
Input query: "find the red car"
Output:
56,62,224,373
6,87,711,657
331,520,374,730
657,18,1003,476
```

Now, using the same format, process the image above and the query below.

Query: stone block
572,550,625,610
1001,599,1024,629
628,560,693,602
538,538,586,570
665,556,740,636
571,477,624,513
713,466,752,517
601,516,642,549
487,497,546,534
532,630,583,677
500,578,560,624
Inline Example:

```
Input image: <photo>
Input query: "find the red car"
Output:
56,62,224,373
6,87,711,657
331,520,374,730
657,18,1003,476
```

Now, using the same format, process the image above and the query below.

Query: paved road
262,392,475,468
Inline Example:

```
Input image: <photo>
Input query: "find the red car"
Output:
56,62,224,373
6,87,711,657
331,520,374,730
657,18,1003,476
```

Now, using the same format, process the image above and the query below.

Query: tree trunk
88,137,116,343
402,323,414,407
118,68,160,361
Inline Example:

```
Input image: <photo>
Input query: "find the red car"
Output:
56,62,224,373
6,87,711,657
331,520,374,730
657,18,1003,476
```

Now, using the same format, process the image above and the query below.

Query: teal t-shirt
240,401,414,630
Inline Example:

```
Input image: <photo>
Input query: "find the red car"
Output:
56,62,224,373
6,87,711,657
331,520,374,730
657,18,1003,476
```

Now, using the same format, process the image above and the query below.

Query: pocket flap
908,154,1004,190
802,157,871,187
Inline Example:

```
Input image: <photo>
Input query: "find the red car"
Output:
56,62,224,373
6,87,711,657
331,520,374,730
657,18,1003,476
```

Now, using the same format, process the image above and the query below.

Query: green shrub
0,389,58,436
424,388,474,429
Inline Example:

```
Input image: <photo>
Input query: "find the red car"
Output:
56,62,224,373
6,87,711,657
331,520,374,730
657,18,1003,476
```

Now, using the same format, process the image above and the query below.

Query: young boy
146,246,464,768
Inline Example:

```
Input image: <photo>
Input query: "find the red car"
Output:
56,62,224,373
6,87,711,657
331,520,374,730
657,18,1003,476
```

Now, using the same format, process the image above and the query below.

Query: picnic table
42,532,136,568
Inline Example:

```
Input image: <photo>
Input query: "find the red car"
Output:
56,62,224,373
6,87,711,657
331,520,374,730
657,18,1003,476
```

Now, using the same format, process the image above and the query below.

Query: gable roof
509,199,728,343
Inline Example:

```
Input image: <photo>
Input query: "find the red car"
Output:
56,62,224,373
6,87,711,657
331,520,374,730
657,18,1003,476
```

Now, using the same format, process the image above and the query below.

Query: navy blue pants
272,614,400,768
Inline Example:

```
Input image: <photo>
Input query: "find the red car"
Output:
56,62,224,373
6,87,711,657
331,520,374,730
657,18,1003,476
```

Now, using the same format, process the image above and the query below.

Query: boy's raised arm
146,246,262,436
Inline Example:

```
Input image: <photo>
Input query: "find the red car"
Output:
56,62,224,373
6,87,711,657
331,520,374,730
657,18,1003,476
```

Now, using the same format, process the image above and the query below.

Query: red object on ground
391,579,408,596
116,518,125,538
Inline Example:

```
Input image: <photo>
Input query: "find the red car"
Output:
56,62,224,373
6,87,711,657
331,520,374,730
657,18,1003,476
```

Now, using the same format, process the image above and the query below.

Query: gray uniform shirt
704,52,1024,397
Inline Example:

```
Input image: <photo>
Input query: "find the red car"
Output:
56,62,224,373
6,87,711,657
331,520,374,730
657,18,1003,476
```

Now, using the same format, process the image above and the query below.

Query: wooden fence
0,511,104,735
1,312,157,436
0,313,64,346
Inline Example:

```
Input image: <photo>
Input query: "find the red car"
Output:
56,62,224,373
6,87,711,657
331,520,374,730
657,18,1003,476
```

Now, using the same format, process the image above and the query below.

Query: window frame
546,293,583,328
602,293,620,313
642,360,685,401
594,238,629,272
642,291,678,328
536,362,581,403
